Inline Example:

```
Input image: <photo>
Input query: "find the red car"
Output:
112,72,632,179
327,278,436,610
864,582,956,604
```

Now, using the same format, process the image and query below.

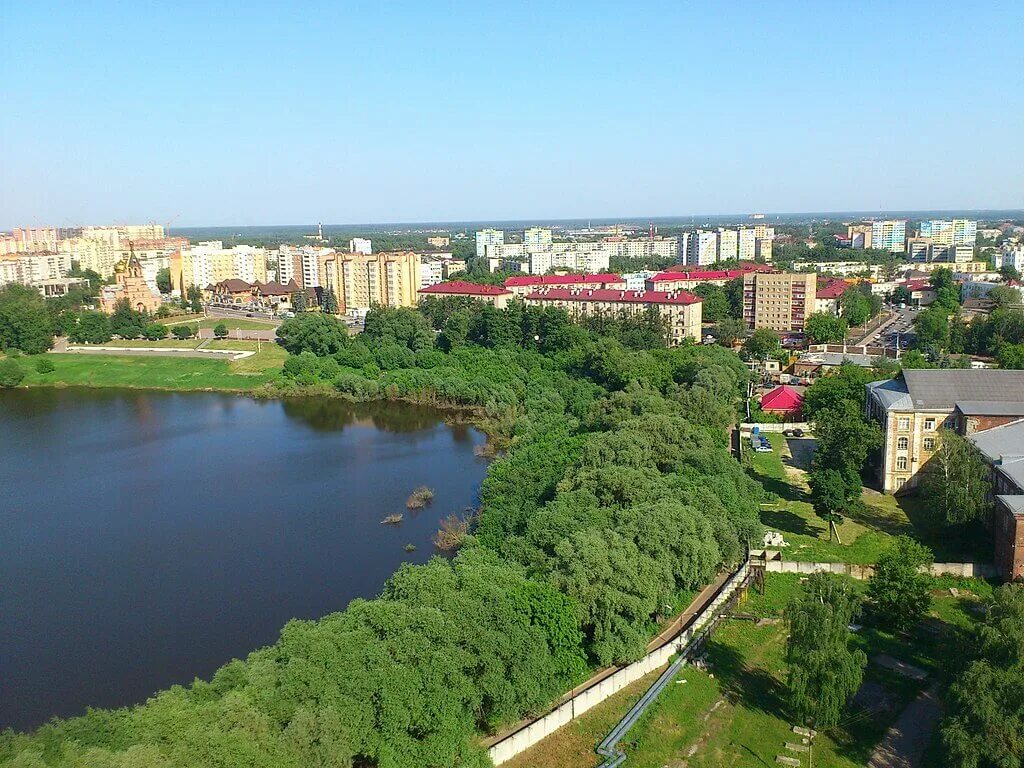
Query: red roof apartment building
525,287,703,345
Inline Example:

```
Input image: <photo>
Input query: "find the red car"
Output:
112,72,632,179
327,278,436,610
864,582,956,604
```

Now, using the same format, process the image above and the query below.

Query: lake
0,388,488,731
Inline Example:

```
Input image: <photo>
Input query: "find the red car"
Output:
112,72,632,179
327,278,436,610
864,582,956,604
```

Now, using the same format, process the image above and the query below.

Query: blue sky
2,1,1021,227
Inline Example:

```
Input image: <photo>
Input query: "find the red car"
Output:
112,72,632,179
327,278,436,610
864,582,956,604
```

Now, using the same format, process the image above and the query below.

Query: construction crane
165,214,180,237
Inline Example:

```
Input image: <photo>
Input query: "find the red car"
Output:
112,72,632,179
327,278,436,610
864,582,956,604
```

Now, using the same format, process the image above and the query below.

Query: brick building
969,420,1024,581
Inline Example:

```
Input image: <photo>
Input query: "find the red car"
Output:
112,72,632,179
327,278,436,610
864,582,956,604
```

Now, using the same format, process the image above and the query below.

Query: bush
0,358,26,387
35,357,56,374
143,323,168,341
866,536,934,631
172,324,198,340
213,323,229,339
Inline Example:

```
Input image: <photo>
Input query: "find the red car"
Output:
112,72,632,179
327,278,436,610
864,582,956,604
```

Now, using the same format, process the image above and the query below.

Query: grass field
19,351,282,391
748,437,989,564
197,316,280,330
80,339,203,349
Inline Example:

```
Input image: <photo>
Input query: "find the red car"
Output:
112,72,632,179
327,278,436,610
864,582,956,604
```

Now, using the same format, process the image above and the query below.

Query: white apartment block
871,220,907,253
524,227,553,249
476,228,505,258
919,219,977,246
717,229,738,261
687,231,719,266
349,238,372,255
0,251,71,287
753,225,775,240
420,260,445,287
995,245,1024,272
738,228,756,261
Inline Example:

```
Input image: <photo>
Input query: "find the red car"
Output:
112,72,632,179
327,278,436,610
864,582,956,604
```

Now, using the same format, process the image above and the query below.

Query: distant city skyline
2,1,1022,227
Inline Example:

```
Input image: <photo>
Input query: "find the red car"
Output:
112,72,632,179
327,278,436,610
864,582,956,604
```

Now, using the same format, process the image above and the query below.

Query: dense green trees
743,328,781,359
156,267,172,294
213,323,229,339
692,283,730,322
920,429,993,524
0,284,54,354
865,537,933,632
0,358,26,387
805,312,848,344
68,311,112,344
785,573,867,728
1,299,762,768
943,584,1024,768
713,317,747,347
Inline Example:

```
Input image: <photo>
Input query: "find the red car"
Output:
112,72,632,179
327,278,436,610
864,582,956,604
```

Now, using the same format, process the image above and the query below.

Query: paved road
868,683,942,768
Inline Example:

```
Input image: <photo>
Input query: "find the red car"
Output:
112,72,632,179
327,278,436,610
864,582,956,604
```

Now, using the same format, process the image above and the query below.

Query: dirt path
867,683,942,768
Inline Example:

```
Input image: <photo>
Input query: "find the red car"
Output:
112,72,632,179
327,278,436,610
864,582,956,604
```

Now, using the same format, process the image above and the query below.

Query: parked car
792,428,804,437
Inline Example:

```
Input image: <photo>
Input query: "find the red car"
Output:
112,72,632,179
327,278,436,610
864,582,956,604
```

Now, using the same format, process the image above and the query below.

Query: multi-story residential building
906,237,931,262
503,273,625,297
847,224,873,249
0,251,71,287
814,279,851,315
527,246,611,276
444,259,466,278
647,263,774,292
524,287,703,345
970,420,1024,581
742,272,816,332
10,227,59,253
753,225,776,241
995,245,1024,273
687,230,719,266
485,236,680,274
919,219,977,246
475,228,505,258
349,238,372,255
417,280,513,308
870,220,907,253
419,260,445,287
738,228,756,261
717,228,738,261
866,369,1024,494
171,241,268,294
623,270,659,290
524,227,553,249
755,236,773,263
276,247,303,287
323,251,420,312
78,224,166,247
58,237,121,277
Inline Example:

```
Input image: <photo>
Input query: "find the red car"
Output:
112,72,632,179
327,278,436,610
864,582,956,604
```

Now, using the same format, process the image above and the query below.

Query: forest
1,301,762,768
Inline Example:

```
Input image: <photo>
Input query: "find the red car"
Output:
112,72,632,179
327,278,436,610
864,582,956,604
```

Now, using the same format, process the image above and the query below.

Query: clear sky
2,1,1022,228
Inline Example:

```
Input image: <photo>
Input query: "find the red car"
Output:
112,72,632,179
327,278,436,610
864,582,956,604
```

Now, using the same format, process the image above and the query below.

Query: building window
897,477,908,490
897,436,909,450
896,456,908,470
898,417,910,430
924,418,935,431
924,437,936,450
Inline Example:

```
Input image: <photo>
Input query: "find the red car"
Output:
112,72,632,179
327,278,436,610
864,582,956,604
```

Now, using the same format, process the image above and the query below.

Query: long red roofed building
503,273,626,296
525,286,703,345
418,280,514,308
649,262,776,291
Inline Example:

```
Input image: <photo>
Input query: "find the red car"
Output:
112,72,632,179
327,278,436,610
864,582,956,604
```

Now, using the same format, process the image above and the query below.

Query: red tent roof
526,287,702,305
418,280,511,296
816,279,851,299
504,273,623,287
760,385,804,412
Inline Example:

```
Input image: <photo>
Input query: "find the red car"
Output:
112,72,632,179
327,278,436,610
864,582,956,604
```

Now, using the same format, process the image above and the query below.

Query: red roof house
759,385,804,420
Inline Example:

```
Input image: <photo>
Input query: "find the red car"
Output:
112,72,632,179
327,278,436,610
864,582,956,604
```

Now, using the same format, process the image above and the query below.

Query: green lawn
79,339,202,349
748,438,989,564
20,352,281,391
197,316,280,330
615,573,980,768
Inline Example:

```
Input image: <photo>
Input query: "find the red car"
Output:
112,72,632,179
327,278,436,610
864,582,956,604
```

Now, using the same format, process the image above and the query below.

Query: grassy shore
18,350,282,391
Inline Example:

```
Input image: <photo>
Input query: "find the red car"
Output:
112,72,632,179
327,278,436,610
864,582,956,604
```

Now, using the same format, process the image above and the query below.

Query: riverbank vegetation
1,301,765,768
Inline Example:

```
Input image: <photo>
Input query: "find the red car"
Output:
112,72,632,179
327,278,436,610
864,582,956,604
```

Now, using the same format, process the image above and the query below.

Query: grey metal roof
902,369,1024,410
971,419,1024,493
867,378,913,411
799,351,877,368
997,495,1024,516
955,401,1024,416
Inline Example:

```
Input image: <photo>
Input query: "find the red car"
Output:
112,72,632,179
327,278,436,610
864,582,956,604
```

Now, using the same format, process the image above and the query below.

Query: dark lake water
0,389,488,731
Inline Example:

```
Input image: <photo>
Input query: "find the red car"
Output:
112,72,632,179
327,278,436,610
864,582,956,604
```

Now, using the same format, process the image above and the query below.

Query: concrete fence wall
740,422,811,433
764,559,996,580
487,562,750,766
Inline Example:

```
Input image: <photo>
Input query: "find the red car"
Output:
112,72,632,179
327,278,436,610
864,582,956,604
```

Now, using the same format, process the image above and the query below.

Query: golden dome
114,258,128,273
